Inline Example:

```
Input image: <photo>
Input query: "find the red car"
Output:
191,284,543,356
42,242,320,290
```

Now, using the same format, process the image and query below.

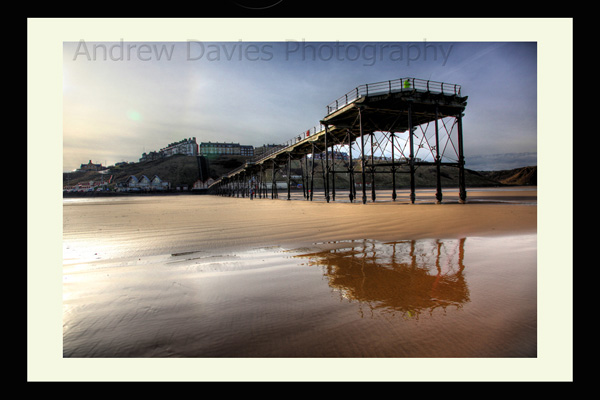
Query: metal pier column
302,155,307,200
408,102,416,204
359,107,367,204
347,129,355,203
457,112,467,203
287,152,292,200
391,132,397,201
271,160,276,199
435,106,443,204
324,124,330,203
310,143,315,201
370,131,376,202
331,141,336,202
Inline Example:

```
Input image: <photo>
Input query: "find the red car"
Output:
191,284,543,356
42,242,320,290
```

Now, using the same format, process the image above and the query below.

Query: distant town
63,135,538,194
64,137,282,193
64,136,440,194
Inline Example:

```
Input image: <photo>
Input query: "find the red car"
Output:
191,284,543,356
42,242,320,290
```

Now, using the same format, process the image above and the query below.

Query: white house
193,178,215,190
123,175,169,191
126,175,139,189
138,175,151,189
151,175,169,190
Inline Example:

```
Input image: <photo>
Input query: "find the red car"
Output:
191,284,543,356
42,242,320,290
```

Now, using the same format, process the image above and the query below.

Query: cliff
64,154,537,191
476,166,537,186
63,154,249,190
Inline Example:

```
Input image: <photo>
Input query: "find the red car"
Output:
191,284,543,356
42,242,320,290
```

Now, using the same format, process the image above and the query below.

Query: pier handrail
325,77,461,115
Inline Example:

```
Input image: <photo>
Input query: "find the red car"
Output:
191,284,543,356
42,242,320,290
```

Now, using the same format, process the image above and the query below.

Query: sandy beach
62,187,537,362
63,187,536,256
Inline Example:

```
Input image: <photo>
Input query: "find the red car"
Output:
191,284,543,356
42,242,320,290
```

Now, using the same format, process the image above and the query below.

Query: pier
210,77,468,204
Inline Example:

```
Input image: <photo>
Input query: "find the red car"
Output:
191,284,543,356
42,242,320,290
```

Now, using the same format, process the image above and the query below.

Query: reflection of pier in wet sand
295,238,469,319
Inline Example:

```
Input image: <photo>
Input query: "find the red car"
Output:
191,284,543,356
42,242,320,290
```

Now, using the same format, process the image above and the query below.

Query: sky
62,40,538,171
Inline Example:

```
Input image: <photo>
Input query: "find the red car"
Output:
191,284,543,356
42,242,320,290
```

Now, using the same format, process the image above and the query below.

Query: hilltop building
140,137,199,162
161,138,199,157
139,137,256,162
78,160,105,171
200,142,254,157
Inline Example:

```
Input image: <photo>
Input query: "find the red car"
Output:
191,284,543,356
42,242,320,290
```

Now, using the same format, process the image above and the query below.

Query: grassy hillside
477,166,537,186
63,154,249,190
63,154,537,191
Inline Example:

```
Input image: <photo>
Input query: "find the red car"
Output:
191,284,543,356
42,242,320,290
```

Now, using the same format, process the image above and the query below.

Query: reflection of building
200,142,254,157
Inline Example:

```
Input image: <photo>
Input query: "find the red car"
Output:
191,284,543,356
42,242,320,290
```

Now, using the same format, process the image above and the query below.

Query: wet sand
62,187,537,258
60,187,541,377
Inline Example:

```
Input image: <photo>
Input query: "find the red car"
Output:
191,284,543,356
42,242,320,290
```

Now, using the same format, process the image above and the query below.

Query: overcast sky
62,40,537,171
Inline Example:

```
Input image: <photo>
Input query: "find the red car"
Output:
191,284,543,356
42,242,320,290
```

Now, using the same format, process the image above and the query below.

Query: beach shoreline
63,187,537,257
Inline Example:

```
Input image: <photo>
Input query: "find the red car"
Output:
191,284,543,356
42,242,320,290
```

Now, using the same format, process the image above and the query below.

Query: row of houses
63,181,110,192
120,175,169,191
64,174,216,193
122,175,215,191
140,138,257,162
64,175,169,192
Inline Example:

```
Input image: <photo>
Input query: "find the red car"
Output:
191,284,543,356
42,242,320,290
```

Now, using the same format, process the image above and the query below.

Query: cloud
62,41,538,172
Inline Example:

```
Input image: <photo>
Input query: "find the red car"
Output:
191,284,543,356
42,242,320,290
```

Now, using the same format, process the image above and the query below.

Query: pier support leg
287,153,291,200
408,103,416,204
241,173,245,198
435,106,443,204
302,155,307,200
310,143,315,201
391,132,397,201
359,107,367,204
324,124,330,203
271,160,276,199
347,129,355,203
258,165,263,199
457,112,467,203
264,167,268,198
331,144,336,202
370,131,376,202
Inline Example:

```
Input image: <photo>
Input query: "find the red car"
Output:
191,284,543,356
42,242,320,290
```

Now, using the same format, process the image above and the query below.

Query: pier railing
325,77,462,115
219,77,463,179
225,125,325,178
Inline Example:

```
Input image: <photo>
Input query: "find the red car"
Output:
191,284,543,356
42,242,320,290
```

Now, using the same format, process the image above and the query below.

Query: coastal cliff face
63,154,246,190
476,166,537,186
64,153,537,192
